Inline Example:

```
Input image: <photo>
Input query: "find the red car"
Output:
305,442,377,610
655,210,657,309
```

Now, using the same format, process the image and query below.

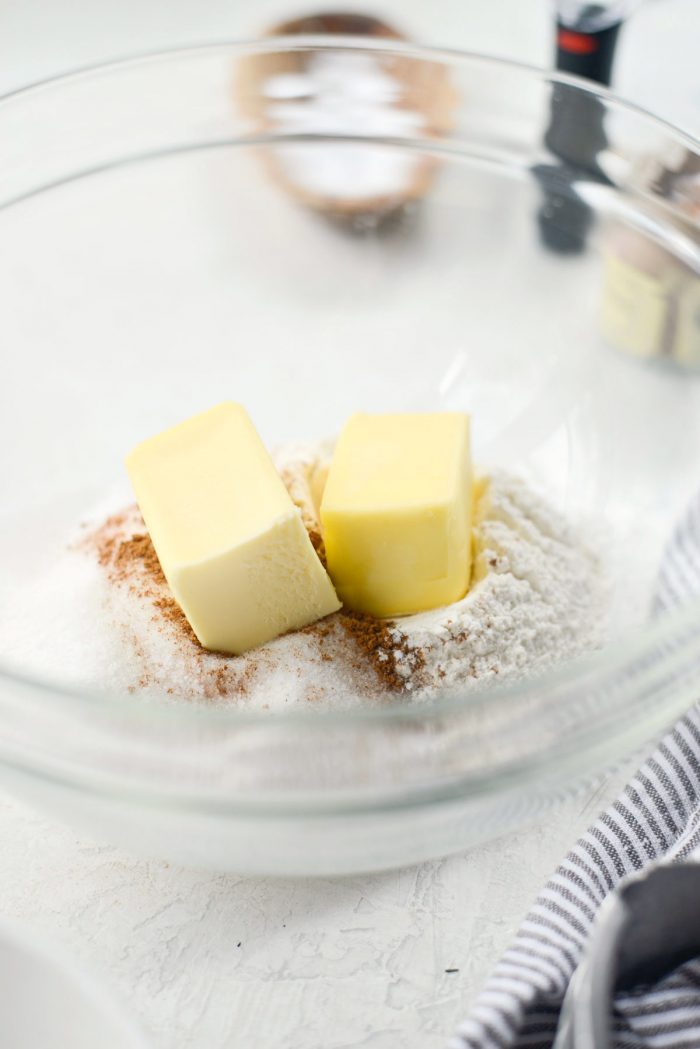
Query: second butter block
126,403,341,654
321,413,473,617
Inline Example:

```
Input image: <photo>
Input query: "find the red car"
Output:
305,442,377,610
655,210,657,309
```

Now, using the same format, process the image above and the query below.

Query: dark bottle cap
535,19,623,254
556,20,621,87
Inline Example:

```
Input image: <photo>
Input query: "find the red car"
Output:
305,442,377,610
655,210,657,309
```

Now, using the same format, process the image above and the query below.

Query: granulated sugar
0,449,607,709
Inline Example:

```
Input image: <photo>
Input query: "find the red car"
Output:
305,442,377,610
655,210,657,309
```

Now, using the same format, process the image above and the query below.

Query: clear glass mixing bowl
1,40,700,875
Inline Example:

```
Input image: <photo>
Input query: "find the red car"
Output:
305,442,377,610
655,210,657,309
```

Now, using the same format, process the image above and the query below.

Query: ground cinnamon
338,610,423,692
307,528,327,568
87,509,201,647
84,505,420,696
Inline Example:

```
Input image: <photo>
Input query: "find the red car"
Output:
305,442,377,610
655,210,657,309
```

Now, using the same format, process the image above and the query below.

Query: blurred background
2,0,699,139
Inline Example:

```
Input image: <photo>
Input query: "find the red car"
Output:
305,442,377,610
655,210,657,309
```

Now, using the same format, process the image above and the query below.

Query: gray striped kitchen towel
452,491,700,1049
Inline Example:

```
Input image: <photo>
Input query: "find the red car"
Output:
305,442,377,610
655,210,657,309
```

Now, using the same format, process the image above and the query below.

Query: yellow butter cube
126,403,340,654
321,413,473,617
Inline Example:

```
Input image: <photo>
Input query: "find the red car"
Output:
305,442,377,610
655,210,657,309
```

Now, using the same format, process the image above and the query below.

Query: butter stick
321,413,473,617
126,403,340,654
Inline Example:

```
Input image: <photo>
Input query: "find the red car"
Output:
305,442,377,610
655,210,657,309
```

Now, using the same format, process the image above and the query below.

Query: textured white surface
0,770,632,1049
0,1,697,1046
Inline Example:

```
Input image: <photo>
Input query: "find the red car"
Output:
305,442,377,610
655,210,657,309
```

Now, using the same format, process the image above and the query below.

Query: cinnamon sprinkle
82,503,420,698
88,509,201,647
338,610,423,692
307,528,327,568
152,594,199,646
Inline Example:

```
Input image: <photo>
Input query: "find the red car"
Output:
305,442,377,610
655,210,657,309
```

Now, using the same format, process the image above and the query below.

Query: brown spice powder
83,511,270,699
307,528,327,568
114,532,166,584
83,504,421,697
83,508,202,650
338,610,424,692
152,594,199,646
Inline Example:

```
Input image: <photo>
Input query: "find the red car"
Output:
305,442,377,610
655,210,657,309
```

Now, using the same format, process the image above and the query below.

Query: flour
395,472,607,694
0,449,607,708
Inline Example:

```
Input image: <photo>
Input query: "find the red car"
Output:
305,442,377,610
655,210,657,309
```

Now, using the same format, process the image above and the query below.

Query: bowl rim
1,36,700,747
0,32,699,159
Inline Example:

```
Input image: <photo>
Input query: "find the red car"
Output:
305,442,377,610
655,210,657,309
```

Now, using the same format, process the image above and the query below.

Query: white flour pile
396,472,608,690
0,446,607,709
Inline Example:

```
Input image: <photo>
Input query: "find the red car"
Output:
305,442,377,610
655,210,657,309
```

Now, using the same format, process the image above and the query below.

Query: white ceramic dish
0,919,149,1048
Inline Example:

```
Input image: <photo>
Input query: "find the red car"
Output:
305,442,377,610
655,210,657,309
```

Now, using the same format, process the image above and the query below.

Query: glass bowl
1,39,700,875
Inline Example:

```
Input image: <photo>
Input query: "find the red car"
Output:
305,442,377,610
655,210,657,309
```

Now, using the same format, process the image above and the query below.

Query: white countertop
1,2,697,1046
0,773,632,1049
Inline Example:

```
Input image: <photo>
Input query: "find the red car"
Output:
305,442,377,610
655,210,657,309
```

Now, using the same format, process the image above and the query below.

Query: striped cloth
452,491,700,1049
